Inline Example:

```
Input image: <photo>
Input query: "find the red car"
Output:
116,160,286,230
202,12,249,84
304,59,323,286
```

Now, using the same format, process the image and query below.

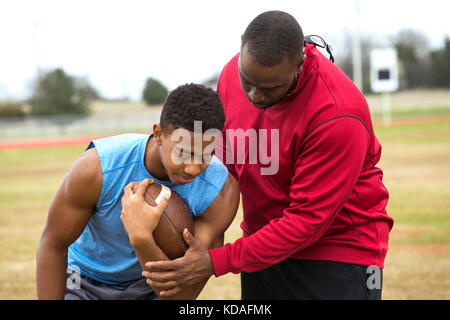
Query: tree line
337,29,450,93
1,29,449,118
0,71,170,119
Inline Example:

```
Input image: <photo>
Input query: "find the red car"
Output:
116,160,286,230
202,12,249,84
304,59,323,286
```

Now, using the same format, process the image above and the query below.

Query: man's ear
153,124,163,145
296,52,306,75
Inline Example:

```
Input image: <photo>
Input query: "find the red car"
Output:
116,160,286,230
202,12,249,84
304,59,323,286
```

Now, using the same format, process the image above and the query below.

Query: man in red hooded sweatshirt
140,10,394,300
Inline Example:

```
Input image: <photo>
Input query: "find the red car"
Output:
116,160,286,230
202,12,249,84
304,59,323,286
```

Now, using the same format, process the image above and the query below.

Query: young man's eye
177,148,186,156
177,149,192,161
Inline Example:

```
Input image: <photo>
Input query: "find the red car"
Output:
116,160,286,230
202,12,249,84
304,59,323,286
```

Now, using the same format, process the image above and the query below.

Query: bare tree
390,29,432,89
334,30,376,93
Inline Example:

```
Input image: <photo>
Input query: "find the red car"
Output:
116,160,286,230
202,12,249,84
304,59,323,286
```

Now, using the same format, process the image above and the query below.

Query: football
132,182,195,259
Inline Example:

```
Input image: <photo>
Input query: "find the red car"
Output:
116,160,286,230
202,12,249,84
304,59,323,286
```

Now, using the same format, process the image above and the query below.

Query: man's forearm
36,243,68,300
131,236,169,270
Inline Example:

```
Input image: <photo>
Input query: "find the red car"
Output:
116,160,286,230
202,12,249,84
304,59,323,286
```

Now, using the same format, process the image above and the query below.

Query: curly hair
241,11,304,67
160,83,225,134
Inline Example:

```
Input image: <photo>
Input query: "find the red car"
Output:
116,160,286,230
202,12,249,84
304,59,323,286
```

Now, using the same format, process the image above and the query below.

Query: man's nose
248,87,265,105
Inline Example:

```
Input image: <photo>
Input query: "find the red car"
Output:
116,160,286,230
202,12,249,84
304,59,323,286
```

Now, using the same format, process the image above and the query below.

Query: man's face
238,44,304,109
158,129,217,185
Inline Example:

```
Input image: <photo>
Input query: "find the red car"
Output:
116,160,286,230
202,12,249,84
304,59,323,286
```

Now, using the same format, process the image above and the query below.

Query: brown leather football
132,182,195,260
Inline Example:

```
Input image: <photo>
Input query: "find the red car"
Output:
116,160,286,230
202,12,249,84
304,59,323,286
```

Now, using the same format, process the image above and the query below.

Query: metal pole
352,0,363,93
381,91,392,126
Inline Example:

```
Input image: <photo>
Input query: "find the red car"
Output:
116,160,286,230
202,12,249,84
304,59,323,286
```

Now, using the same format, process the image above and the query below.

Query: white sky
0,0,449,101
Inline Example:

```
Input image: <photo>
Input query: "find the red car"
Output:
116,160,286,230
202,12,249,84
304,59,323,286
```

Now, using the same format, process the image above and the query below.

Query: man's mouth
252,102,270,110
177,175,195,184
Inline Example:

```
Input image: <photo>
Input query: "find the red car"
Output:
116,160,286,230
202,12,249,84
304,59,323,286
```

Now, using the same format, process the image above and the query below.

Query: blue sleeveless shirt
67,133,229,284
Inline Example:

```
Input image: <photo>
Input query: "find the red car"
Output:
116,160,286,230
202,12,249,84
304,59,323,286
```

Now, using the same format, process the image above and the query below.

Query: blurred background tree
430,37,450,88
0,101,25,118
336,28,450,92
391,29,432,89
335,31,375,93
30,68,92,116
202,72,220,90
74,76,102,100
142,77,168,106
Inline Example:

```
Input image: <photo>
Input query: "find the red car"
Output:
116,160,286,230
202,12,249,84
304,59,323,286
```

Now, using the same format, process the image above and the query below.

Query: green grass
0,121,449,299
373,122,450,299
0,145,85,298
375,122,450,143
370,106,450,120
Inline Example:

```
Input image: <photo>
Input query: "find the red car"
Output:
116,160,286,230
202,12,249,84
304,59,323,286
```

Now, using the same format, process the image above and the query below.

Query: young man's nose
184,163,202,177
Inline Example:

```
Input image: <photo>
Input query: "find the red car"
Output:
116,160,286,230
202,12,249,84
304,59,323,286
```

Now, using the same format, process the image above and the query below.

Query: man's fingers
145,260,179,272
159,287,181,298
142,270,178,282
154,193,170,214
136,179,153,197
123,182,134,196
146,279,177,291
182,228,197,247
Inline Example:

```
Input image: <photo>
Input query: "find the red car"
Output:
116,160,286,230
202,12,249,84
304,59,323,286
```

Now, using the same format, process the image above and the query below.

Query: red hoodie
210,44,394,277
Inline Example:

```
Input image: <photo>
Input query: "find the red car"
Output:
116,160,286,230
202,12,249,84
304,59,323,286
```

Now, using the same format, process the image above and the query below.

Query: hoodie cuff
209,245,232,277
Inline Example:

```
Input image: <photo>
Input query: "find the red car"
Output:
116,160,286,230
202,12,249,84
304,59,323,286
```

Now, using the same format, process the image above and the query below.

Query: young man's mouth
177,175,195,184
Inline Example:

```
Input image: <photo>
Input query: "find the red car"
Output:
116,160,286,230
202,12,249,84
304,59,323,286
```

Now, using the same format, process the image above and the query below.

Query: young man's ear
153,124,163,145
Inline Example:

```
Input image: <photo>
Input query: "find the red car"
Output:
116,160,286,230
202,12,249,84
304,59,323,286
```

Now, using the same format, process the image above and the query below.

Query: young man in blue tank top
36,84,240,300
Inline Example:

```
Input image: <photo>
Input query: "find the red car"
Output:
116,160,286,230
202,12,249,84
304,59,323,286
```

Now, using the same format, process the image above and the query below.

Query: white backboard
370,47,399,93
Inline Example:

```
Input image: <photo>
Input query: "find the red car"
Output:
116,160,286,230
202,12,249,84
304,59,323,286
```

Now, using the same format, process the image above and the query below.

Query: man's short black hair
241,11,304,67
160,83,225,134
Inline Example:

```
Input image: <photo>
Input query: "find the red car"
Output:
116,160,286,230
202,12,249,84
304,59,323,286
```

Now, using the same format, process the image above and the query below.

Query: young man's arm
123,174,240,299
36,148,102,300
120,179,171,269
169,173,239,299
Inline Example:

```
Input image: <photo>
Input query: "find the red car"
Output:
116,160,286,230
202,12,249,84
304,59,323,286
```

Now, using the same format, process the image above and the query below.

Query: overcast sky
0,0,449,101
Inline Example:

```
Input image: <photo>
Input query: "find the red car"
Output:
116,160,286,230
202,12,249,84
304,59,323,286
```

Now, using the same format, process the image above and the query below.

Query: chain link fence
0,111,161,142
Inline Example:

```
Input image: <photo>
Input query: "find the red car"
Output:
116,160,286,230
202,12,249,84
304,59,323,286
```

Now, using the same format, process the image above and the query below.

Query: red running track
0,135,109,151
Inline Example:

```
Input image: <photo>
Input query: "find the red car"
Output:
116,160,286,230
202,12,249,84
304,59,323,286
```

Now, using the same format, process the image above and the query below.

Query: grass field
0,116,449,299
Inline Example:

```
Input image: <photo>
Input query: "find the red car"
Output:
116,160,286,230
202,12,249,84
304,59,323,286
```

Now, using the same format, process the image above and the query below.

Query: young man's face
155,126,217,185
238,44,305,109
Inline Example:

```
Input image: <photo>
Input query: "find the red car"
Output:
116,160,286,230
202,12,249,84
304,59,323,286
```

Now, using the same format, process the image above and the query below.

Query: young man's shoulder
64,147,102,207
88,134,147,155
197,156,229,191
175,156,231,217
88,133,149,173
